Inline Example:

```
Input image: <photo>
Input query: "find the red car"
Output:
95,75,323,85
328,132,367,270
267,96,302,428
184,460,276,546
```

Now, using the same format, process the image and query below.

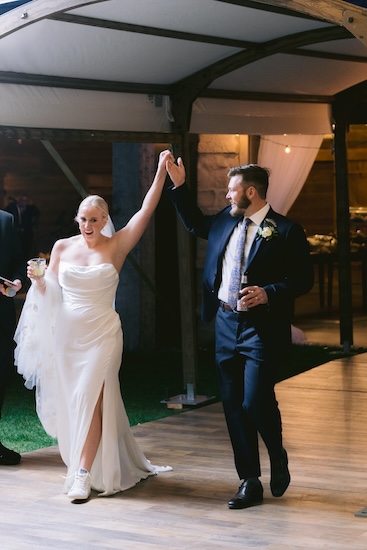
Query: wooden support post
175,135,198,392
112,142,156,351
161,135,215,408
332,104,354,351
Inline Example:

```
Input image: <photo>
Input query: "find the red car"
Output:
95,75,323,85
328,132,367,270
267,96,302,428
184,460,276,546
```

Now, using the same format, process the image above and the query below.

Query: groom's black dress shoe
0,442,21,465
270,448,290,497
228,477,263,509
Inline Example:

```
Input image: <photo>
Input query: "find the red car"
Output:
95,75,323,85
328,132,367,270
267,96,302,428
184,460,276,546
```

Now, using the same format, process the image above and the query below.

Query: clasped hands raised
158,149,186,188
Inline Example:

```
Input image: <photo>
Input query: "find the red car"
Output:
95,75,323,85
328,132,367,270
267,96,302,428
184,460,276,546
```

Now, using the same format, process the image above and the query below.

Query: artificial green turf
1,344,366,453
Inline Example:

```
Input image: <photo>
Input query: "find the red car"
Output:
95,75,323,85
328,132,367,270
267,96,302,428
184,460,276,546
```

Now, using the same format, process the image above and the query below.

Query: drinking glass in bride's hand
28,257,46,278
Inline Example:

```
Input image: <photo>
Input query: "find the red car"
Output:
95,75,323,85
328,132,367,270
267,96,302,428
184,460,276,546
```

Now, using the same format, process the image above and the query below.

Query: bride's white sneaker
68,468,91,500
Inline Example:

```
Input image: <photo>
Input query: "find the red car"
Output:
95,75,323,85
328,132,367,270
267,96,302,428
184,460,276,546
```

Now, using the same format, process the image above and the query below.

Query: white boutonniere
256,218,278,241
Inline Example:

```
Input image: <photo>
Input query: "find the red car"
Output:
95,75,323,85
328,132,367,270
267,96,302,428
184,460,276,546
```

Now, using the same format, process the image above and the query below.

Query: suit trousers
215,307,284,480
0,297,17,418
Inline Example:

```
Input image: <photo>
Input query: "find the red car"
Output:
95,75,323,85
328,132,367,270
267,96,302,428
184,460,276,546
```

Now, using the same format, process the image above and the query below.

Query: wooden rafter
251,0,367,47
0,0,108,38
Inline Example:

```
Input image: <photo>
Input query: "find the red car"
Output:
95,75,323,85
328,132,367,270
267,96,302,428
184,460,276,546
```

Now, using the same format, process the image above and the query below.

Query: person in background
0,209,25,465
166,156,313,509
5,194,40,258
14,150,173,502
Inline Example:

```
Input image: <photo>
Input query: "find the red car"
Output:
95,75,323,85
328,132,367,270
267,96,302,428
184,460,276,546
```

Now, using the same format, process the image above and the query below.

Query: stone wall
194,134,249,345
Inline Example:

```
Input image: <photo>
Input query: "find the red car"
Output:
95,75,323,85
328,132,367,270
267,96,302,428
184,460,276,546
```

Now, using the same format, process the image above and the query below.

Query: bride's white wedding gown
15,261,171,496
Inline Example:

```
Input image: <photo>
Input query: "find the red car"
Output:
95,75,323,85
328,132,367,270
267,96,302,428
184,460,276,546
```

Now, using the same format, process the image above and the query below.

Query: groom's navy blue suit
168,183,314,482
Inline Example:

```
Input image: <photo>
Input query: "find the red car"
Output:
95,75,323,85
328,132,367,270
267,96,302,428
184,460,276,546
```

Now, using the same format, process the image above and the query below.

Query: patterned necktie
227,217,251,309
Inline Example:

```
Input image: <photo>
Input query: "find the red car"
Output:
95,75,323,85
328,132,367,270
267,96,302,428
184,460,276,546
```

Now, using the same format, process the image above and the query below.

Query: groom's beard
229,195,251,217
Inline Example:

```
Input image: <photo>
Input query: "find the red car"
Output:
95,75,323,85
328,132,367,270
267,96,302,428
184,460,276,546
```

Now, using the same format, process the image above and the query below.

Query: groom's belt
219,301,248,314
219,301,234,312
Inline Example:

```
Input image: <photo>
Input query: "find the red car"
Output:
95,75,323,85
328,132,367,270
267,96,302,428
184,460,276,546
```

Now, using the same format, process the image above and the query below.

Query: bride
14,149,173,501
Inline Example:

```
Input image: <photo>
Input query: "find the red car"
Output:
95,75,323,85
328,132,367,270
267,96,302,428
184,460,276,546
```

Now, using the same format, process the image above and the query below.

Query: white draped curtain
258,133,324,344
257,134,324,215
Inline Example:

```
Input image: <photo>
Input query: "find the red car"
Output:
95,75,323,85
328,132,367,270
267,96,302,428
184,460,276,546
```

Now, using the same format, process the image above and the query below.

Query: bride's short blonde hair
75,195,109,221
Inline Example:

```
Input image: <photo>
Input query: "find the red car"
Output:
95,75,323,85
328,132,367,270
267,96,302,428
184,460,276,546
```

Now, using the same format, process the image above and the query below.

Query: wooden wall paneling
288,161,336,235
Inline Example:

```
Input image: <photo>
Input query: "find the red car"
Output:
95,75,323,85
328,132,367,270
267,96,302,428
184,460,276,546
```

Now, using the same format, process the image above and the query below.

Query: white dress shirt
218,203,270,303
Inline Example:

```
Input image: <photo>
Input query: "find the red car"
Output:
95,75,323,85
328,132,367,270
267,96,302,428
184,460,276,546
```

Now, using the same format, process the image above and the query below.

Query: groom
166,157,313,508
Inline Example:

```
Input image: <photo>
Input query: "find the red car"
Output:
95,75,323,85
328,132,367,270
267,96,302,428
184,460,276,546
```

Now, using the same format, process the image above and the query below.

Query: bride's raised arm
112,149,172,263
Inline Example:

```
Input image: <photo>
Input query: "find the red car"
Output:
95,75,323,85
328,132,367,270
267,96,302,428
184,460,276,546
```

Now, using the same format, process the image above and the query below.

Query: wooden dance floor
3,353,367,549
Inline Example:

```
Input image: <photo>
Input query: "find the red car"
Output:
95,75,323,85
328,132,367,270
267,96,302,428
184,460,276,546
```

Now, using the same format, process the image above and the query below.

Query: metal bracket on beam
161,383,215,409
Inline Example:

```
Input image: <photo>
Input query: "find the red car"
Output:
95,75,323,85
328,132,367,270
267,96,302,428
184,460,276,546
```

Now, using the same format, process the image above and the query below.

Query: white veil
14,272,62,437
101,215,116,237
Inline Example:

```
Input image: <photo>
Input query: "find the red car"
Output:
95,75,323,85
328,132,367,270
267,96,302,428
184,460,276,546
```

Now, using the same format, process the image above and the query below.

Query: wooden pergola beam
0,0,107,39
251,0,367,47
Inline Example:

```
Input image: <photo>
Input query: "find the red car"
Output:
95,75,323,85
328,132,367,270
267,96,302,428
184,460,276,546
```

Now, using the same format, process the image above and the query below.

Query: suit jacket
167,183,314,349
0,209,25,284
0,209,26,329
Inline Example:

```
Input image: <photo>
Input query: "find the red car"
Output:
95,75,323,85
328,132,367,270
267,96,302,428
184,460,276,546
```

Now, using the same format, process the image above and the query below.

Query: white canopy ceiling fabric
0,85,171,132
0,0,365,135
191,99,332,135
